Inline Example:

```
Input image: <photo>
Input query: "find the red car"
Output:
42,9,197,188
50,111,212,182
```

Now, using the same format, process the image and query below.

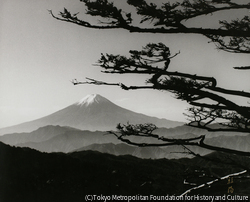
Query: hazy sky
1,0,250,128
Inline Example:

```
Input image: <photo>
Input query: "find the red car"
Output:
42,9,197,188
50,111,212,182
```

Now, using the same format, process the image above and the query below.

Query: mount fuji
0,94,184,135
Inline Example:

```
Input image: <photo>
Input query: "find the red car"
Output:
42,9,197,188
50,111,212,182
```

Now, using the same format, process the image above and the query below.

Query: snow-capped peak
76,94,109,106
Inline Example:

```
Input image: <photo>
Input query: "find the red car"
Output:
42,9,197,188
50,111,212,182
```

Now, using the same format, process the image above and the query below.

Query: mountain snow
76,94,110,106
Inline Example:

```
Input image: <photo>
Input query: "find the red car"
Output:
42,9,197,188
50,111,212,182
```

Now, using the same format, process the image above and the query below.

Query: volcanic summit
0,94,183,135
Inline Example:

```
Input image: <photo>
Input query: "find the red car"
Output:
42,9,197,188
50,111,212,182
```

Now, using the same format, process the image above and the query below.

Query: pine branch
234,66,250,70
109,123,250,156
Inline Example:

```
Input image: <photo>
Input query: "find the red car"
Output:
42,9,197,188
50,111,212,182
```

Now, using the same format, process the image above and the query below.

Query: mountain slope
0,141,187,201
1,124,249,158
75,143,172,159
1,142,249,202
0,94,183,135
16,129,119,153
0,125,79,145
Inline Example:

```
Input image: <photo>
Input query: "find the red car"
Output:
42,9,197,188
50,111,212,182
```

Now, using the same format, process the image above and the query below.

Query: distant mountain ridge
0,94,183,135
1,125,249,159
2,94,248,159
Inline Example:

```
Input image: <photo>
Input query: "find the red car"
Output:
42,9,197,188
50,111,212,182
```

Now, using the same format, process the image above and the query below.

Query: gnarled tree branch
50,0,250,55
72,43,250,132
108,123,250,156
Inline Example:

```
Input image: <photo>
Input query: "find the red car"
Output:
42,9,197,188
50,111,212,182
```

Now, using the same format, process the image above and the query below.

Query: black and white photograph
1,0,250,201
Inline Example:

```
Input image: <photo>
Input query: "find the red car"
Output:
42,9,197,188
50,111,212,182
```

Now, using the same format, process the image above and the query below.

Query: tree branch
110,123,250,156
69,42,250,132
234,66,250,70
72,78,154,90
50,0,250,55
50,9,250,37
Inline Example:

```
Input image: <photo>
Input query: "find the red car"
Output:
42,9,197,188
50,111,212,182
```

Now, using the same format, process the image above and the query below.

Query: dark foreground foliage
0,141,249,202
